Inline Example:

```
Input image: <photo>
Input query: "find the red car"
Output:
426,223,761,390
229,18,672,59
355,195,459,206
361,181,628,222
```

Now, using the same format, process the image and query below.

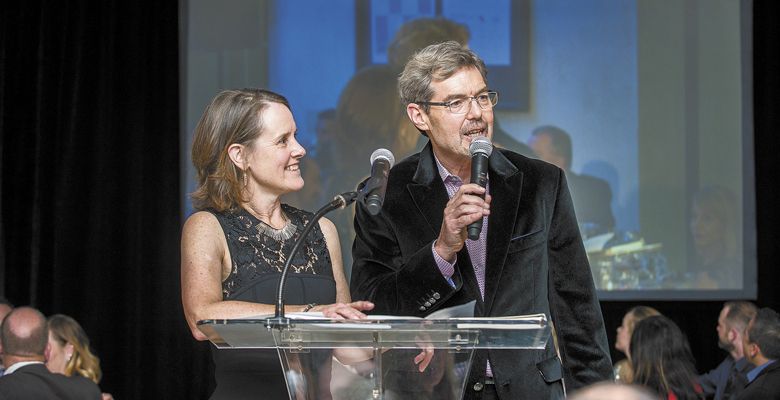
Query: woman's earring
243,169,249,187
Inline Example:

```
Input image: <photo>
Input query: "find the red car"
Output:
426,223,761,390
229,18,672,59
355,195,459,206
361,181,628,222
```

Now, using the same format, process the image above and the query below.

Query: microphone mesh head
370,148,395,167
469,136,493,157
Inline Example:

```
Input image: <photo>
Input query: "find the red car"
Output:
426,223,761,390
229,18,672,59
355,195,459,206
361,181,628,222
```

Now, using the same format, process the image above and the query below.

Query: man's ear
728,327,738,343
406,104,431,133
44,342,51,362
227,143,247,170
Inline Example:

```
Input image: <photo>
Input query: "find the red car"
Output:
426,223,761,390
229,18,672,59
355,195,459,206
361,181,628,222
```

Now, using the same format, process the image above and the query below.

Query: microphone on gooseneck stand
361,149,395,216
269,191,358,328
467,137,493,241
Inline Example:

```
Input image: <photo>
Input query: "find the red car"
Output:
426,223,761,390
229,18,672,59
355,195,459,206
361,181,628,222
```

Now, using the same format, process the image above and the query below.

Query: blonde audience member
47,314,114,400
614,306,661,383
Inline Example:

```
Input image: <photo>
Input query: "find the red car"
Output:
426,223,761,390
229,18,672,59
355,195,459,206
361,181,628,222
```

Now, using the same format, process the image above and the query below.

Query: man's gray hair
398,40,488,112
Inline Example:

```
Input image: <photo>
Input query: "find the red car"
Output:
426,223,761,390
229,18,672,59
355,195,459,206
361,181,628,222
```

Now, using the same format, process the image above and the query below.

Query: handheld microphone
467,137,493,240
364,149,395,215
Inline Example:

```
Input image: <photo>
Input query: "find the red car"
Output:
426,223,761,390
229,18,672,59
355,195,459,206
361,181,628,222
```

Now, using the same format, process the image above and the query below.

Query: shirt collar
433,153,489,185
433,154,459,184
4,360,45,375
747,359,776,382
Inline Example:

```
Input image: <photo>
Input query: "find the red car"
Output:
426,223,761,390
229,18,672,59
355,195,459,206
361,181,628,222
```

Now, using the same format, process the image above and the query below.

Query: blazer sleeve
546,169,614,389
350,197,460,316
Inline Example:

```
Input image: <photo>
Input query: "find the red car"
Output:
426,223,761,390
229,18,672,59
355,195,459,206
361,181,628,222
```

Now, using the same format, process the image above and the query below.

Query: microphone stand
266,191,358,330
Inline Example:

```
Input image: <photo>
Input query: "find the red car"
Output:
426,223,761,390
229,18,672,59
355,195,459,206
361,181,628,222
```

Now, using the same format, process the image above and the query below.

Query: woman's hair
626,306,661,335
190,88,291,211
398,41,488,112
47,314,102,384
630,315,701,400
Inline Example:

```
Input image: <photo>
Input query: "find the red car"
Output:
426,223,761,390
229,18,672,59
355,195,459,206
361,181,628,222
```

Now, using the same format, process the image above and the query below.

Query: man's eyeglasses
415,91,499,114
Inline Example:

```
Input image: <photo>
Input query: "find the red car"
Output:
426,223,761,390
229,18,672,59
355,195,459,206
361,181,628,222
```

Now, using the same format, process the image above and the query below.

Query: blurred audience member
736,307,780,399
613,306,661,383
631,315,703,400
529,125,615,236
47,314,114,400
313,108,338,204
0,298,12,376
569,382,658,400
387,17,469,69
0,307,101,399
690,185,742,289
699,301,757,400
331,65,422,268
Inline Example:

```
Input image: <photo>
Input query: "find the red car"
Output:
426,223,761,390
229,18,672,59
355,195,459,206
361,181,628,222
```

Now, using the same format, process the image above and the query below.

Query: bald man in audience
0,299,12,377
0,306,101,399
568,382,657,400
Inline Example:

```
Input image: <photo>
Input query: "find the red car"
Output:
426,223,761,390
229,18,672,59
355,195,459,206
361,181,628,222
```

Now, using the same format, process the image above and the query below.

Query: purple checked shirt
431,155,493,377
431,155,489,299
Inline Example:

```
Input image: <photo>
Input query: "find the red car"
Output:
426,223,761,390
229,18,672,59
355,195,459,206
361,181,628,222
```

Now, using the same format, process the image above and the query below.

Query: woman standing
181,88,373,399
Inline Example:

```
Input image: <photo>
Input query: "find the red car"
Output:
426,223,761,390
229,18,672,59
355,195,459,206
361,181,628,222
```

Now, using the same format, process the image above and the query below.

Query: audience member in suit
528,125,615,237
613,306,661,383
0,306,101,400
698,301,757,400
630,315,703,400
351,41,612,400
0,299,13,377
47,314,114,400
736,307,780,400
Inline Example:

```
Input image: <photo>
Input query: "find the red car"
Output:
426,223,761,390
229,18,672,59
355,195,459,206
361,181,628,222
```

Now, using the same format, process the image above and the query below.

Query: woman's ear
227,143,246,170
65,342,75,361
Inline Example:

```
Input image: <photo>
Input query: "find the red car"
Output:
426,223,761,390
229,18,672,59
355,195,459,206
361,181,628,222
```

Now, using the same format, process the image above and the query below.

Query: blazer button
419,306,426,311
472,382,484,392
424,302,431,307
429,298,436,304
433,292,441,299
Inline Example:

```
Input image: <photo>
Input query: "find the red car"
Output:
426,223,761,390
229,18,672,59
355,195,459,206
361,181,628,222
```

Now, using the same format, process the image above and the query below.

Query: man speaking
350,41,612,399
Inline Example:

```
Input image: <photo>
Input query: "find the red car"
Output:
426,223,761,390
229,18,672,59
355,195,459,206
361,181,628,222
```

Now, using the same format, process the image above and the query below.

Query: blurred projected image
182,0,755,299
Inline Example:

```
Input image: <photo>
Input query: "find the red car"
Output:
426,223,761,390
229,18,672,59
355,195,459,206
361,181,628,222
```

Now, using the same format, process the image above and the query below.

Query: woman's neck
242,193,286,229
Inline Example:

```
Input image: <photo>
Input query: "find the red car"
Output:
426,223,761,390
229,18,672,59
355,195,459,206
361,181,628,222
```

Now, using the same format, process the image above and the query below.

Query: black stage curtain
0,2,212,399
0,1,778,399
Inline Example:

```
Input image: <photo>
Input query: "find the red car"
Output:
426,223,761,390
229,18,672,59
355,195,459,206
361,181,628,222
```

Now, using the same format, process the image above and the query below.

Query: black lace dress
208,204,337,400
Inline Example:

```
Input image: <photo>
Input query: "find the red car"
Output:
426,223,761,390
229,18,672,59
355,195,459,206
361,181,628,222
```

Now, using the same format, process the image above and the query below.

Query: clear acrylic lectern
198,315,550,400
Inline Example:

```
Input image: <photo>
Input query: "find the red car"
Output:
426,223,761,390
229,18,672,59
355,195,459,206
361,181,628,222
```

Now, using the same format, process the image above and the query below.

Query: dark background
0,1,777,399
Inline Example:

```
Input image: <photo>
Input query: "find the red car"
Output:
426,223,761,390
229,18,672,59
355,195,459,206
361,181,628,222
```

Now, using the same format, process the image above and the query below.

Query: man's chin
717,341,734,353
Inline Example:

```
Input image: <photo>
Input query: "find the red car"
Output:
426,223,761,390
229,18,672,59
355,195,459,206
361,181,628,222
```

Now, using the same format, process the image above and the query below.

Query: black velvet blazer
351,143,612,399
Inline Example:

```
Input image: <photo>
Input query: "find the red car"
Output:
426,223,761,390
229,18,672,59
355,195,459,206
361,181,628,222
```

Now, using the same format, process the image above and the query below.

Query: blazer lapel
407,143,448,239
406,143,482,302
483,150,523,314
